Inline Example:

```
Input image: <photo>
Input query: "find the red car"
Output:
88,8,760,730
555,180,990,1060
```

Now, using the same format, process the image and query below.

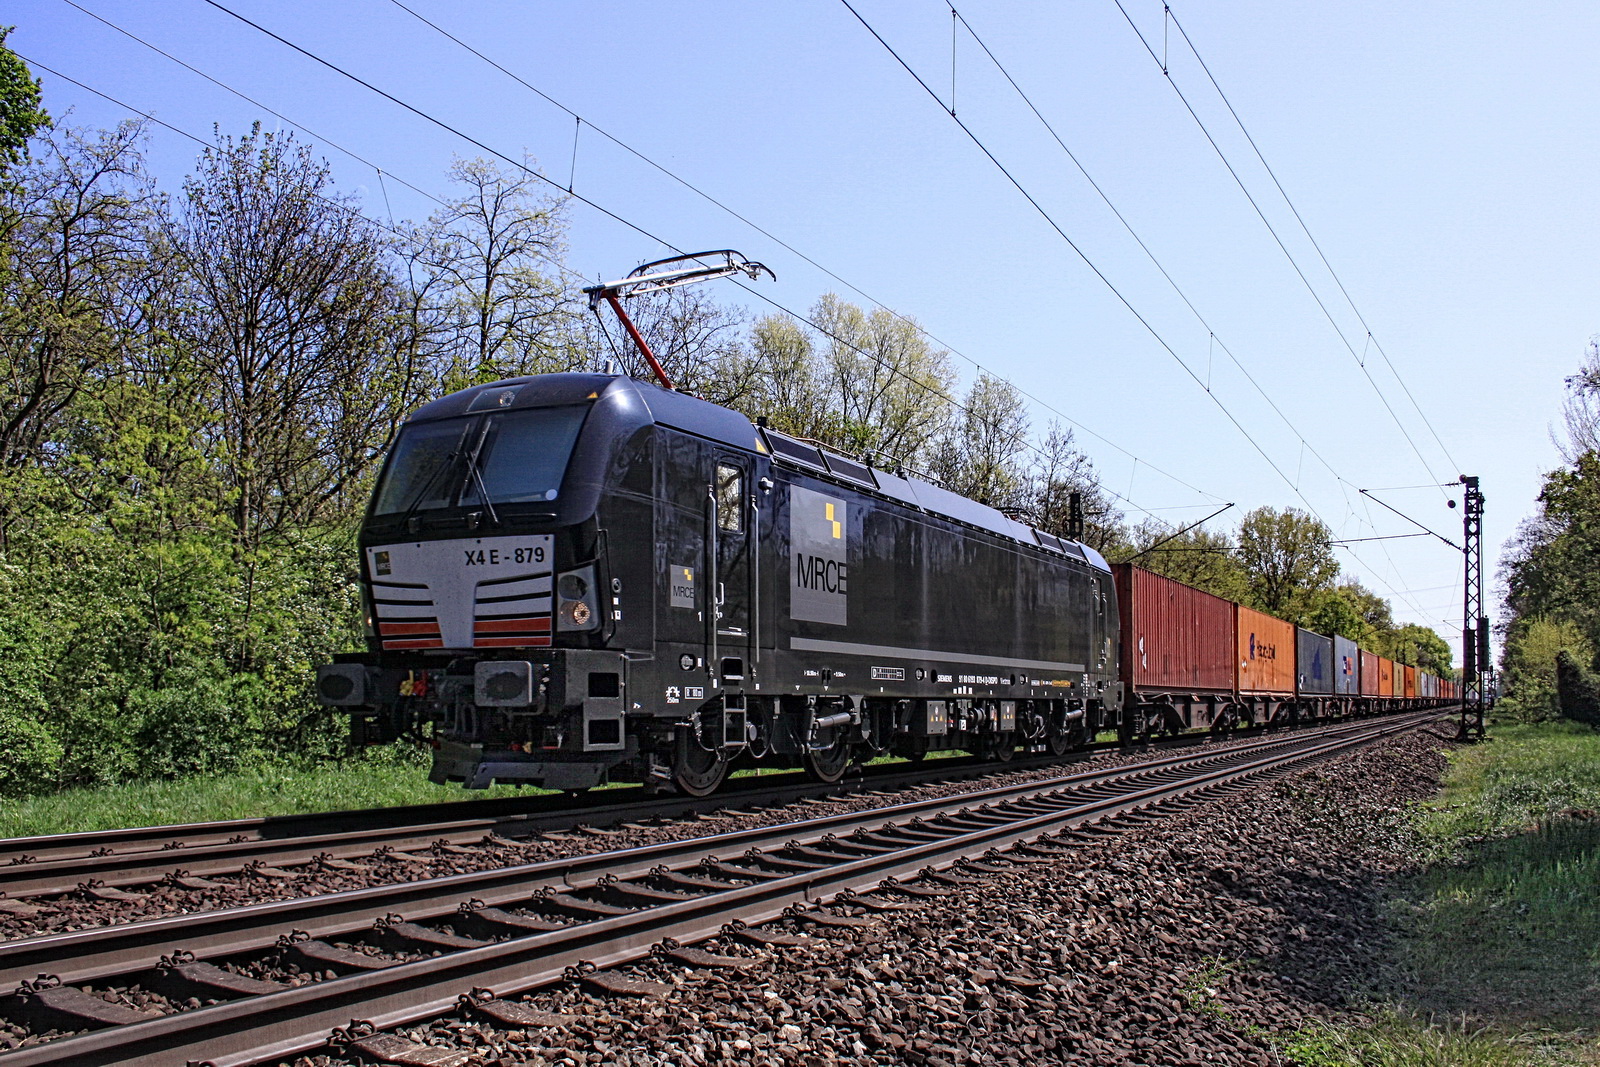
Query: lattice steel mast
1458,475,1487,740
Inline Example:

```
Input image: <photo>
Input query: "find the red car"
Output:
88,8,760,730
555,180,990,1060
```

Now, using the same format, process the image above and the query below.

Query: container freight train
316,370,1455,795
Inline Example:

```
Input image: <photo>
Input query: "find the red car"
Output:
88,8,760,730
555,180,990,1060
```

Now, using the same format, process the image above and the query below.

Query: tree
158,125,426,549
1119,521,1246,601
1027,420,1123,552
418,156,575,388
1391,622,1453,673
0,27,50,175
591,282,758,406
932,373,1030,507
1304,580,1393,646
744,312,831,441
1236,506,1338,621
0,121,154,546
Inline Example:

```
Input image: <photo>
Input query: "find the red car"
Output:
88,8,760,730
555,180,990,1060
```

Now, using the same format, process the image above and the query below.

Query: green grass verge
0,747,543,839
1278,721,1600,1065
0,745,979,840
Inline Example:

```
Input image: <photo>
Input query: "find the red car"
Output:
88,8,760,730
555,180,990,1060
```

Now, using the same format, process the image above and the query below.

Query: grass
0,743,977,840
0,746,544,839
1283,1011,1593,1067
1275,720,1600,1065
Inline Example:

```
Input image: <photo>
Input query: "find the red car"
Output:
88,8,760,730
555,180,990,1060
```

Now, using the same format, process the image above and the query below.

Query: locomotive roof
406,373,1109,573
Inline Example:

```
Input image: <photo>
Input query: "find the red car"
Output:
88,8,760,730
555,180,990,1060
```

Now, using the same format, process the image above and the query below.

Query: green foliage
1395,723,1600,1032
1118,521,1247,601
0,27,49,173
1498,616,1591,722
1236,506,1339,622
1282,1012,1545,1067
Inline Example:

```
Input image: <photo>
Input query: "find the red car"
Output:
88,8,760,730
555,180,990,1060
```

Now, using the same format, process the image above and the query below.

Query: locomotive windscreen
372,406,589,515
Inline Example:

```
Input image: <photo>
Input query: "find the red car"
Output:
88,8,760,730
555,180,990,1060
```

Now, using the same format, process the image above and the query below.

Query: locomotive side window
715,464,743,531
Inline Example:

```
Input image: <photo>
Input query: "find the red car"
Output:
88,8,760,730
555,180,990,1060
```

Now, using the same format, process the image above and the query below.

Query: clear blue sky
12,1,1600,665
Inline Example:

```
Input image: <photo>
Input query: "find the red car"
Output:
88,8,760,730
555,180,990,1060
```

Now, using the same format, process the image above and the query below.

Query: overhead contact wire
382,0,1215,503
1110,0,1447,488
1164,6,1461,476
33,16,1184,526
840,0,1330,527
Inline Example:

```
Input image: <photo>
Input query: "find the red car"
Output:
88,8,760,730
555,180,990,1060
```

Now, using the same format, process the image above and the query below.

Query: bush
1555,650,1600,726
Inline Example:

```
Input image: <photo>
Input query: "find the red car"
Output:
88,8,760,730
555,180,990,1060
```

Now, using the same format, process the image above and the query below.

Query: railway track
0,711,1439,1067
0,712,1422,902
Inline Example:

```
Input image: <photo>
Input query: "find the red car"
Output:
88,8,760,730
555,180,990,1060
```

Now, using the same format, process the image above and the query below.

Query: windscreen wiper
461,419,501,528
396,421,476,532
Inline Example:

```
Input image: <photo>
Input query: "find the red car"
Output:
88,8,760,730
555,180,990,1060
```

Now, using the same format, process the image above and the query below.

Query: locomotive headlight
555,564,601,632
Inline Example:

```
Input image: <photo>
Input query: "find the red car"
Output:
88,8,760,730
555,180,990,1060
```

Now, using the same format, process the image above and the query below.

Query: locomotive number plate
461,543,548,568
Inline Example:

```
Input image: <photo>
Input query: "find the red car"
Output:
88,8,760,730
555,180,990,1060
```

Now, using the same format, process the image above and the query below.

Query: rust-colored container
1235,605,1296,695
1404,664,1417,699
1378,658,1394,697
1359,649,1379,696
1113,564,1235,694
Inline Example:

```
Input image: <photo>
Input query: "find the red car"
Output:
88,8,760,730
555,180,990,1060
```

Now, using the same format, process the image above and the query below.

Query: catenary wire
946,3,1347,494
1163,5,1462,476
838,0,1325,524
377,0,1217,502
1110,0,1450,491
37,6,1455,638
939,2,1447,623
21,31,1173,528
178,0,1221,521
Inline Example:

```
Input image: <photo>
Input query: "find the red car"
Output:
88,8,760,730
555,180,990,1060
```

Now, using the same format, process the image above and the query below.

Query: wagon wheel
1210,705,1238,738
804,734,853,784
672,726,729,797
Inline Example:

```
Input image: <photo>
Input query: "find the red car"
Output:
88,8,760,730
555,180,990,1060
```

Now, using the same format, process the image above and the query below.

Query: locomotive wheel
985,736,1017,762
804,737,853,784
1047,720,1085,757
671,728,729,797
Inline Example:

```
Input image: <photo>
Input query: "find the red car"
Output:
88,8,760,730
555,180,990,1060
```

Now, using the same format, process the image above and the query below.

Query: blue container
1333,635,1359,696
1296,627,1334,695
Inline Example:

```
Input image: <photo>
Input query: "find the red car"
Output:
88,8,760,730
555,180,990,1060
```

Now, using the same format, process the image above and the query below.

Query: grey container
1296,628,1334,695
1333,634,1359,695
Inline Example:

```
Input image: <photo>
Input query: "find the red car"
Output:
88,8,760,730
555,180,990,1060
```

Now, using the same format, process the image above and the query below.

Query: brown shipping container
1113,564,1235,694
1359,649,1379,696
1404,665,1417,698
1235,605,1296,695
1379,658,1395,696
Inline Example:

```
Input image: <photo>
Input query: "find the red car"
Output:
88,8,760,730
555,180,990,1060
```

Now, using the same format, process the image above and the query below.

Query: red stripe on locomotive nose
473,635,553,648
473,617,553,633
378,621,442,636
383,638,445,649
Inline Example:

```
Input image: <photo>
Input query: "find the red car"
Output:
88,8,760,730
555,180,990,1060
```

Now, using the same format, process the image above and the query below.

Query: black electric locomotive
317,370,1123,795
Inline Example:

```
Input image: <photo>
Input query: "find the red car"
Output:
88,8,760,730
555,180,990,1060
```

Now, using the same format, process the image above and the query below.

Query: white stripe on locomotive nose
374,602,440,619
475,595,553,616
475,575,553,598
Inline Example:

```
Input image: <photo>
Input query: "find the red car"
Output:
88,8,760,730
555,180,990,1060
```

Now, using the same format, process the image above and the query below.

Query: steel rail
0,710,1428,896
0,714,1427,991
0,714,1436,1067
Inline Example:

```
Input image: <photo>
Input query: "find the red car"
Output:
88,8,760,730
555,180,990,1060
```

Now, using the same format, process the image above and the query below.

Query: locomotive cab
319,373,660,790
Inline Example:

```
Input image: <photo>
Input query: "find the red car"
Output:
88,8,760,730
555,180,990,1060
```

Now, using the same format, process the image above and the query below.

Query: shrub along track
0,712,1440,1066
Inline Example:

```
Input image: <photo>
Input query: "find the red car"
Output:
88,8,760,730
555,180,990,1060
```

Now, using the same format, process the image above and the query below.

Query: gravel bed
280,725,1450,1067
0,740,1260,941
